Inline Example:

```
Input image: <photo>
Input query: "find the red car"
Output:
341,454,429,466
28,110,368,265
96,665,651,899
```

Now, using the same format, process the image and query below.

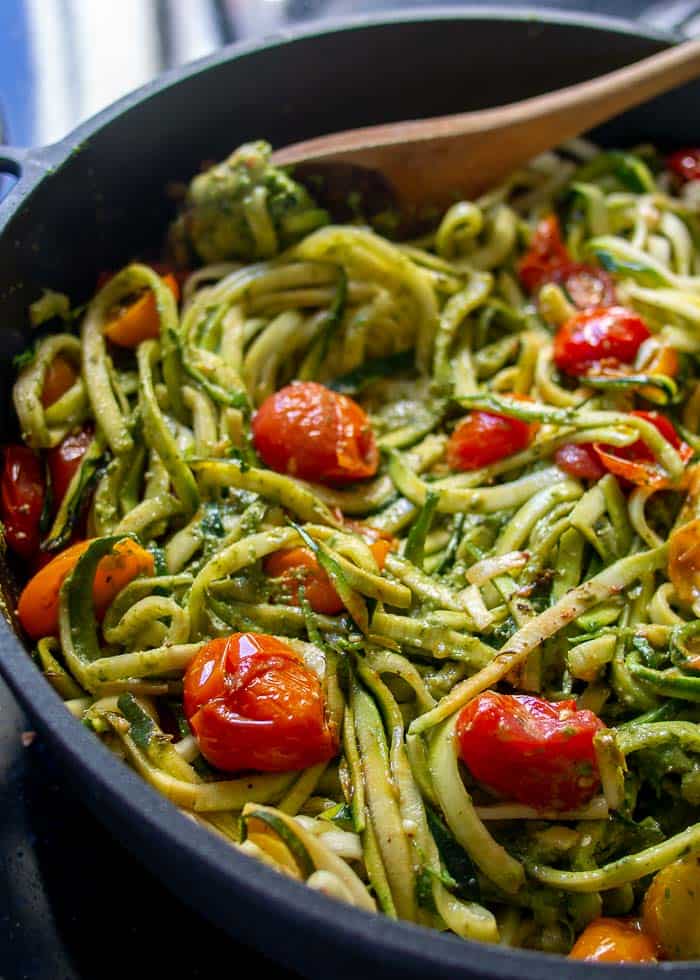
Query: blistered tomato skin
518,214,615,308
252,381,378,485
183,632,337,773
668,148,700,183
447,411,533,471
569,918,658,963
456,691,604,810
47,426,93,507
554,443,605,481
0,446,45,560
553,307,651,376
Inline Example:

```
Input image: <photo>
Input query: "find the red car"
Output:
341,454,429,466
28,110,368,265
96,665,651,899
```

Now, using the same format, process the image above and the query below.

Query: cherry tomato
41,356,78,408
265,536,392,616
447,409,534,471
668,518,700,607
17,538,154,640
47,426,93,507
183,632,336,772
548,262,616,310
252,381,378,485
456,691,604,810
554,443,605,481
265,547,344,615
668,148,700,183
553,306,651,376
569,918,658,963
518,214,571,293
104,274,179,349
593,410,692,488
0,446,45,560
643,856,700,959
517,214,613,309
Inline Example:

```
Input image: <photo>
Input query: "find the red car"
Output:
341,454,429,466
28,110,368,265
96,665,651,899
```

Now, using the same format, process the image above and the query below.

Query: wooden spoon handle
273,37,700,210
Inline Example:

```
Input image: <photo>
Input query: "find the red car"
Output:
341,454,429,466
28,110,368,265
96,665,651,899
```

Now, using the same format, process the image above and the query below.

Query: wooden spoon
273,36,700,215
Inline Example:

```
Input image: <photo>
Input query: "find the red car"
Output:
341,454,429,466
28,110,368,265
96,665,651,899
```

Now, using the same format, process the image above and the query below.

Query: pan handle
0,145,28,178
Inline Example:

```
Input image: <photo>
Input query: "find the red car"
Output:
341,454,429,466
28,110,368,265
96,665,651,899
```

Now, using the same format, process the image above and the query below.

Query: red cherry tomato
456,691,604,810
265,535,393,616
447,409,534,471
554,443,605,481
47,427,93,507
553,306,651,376
569,918,658,963
593,410,693,488
549,262,616,310
518,214,571,293
518,215,614,309
668,148,700,183
183,632,337,773
41,356,78,408
0,446,45,560
252,382,378,485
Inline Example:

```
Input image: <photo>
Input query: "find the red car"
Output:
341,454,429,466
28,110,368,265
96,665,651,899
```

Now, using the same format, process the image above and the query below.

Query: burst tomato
593,410,692,488
668,148,700,183
518,214,614,308
0,446,45,560
183,632,337,772
554,443,605,481
47,426,93,507
447,409,534,471
569,919,658,963
553,306,651,376
252,382,378,485
518,214,571,293
548,262,616,310
456,691,604,810
265,534,392,616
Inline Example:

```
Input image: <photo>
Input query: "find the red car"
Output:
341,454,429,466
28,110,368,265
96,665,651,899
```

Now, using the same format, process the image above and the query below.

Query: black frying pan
0,8,696,978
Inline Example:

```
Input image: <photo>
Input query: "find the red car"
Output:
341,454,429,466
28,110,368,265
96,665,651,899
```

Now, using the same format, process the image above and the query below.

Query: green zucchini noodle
13,137,700,957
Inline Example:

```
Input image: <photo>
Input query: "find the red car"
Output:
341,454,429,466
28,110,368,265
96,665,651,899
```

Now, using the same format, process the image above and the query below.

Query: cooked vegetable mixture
9,138,700,960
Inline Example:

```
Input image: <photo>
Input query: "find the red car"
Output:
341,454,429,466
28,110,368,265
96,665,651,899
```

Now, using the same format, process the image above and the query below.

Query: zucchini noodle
11,138,700,958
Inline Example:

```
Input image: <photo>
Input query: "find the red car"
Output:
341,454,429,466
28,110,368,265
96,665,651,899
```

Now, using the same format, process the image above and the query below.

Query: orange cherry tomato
553,306,651,376
46,426,93,508
554,443,605,482
447,409,534,471
252,381,378,485
0,446,45,560
265,547,344,615
264,536,392,616
41,356,78,408
17,538,154,640
456,692,604,810
569,918,658,963
668,518,700,607
593,410,693,489
103,273,179,348
668,147,700,182
183,632,337,772
643,855,700,959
